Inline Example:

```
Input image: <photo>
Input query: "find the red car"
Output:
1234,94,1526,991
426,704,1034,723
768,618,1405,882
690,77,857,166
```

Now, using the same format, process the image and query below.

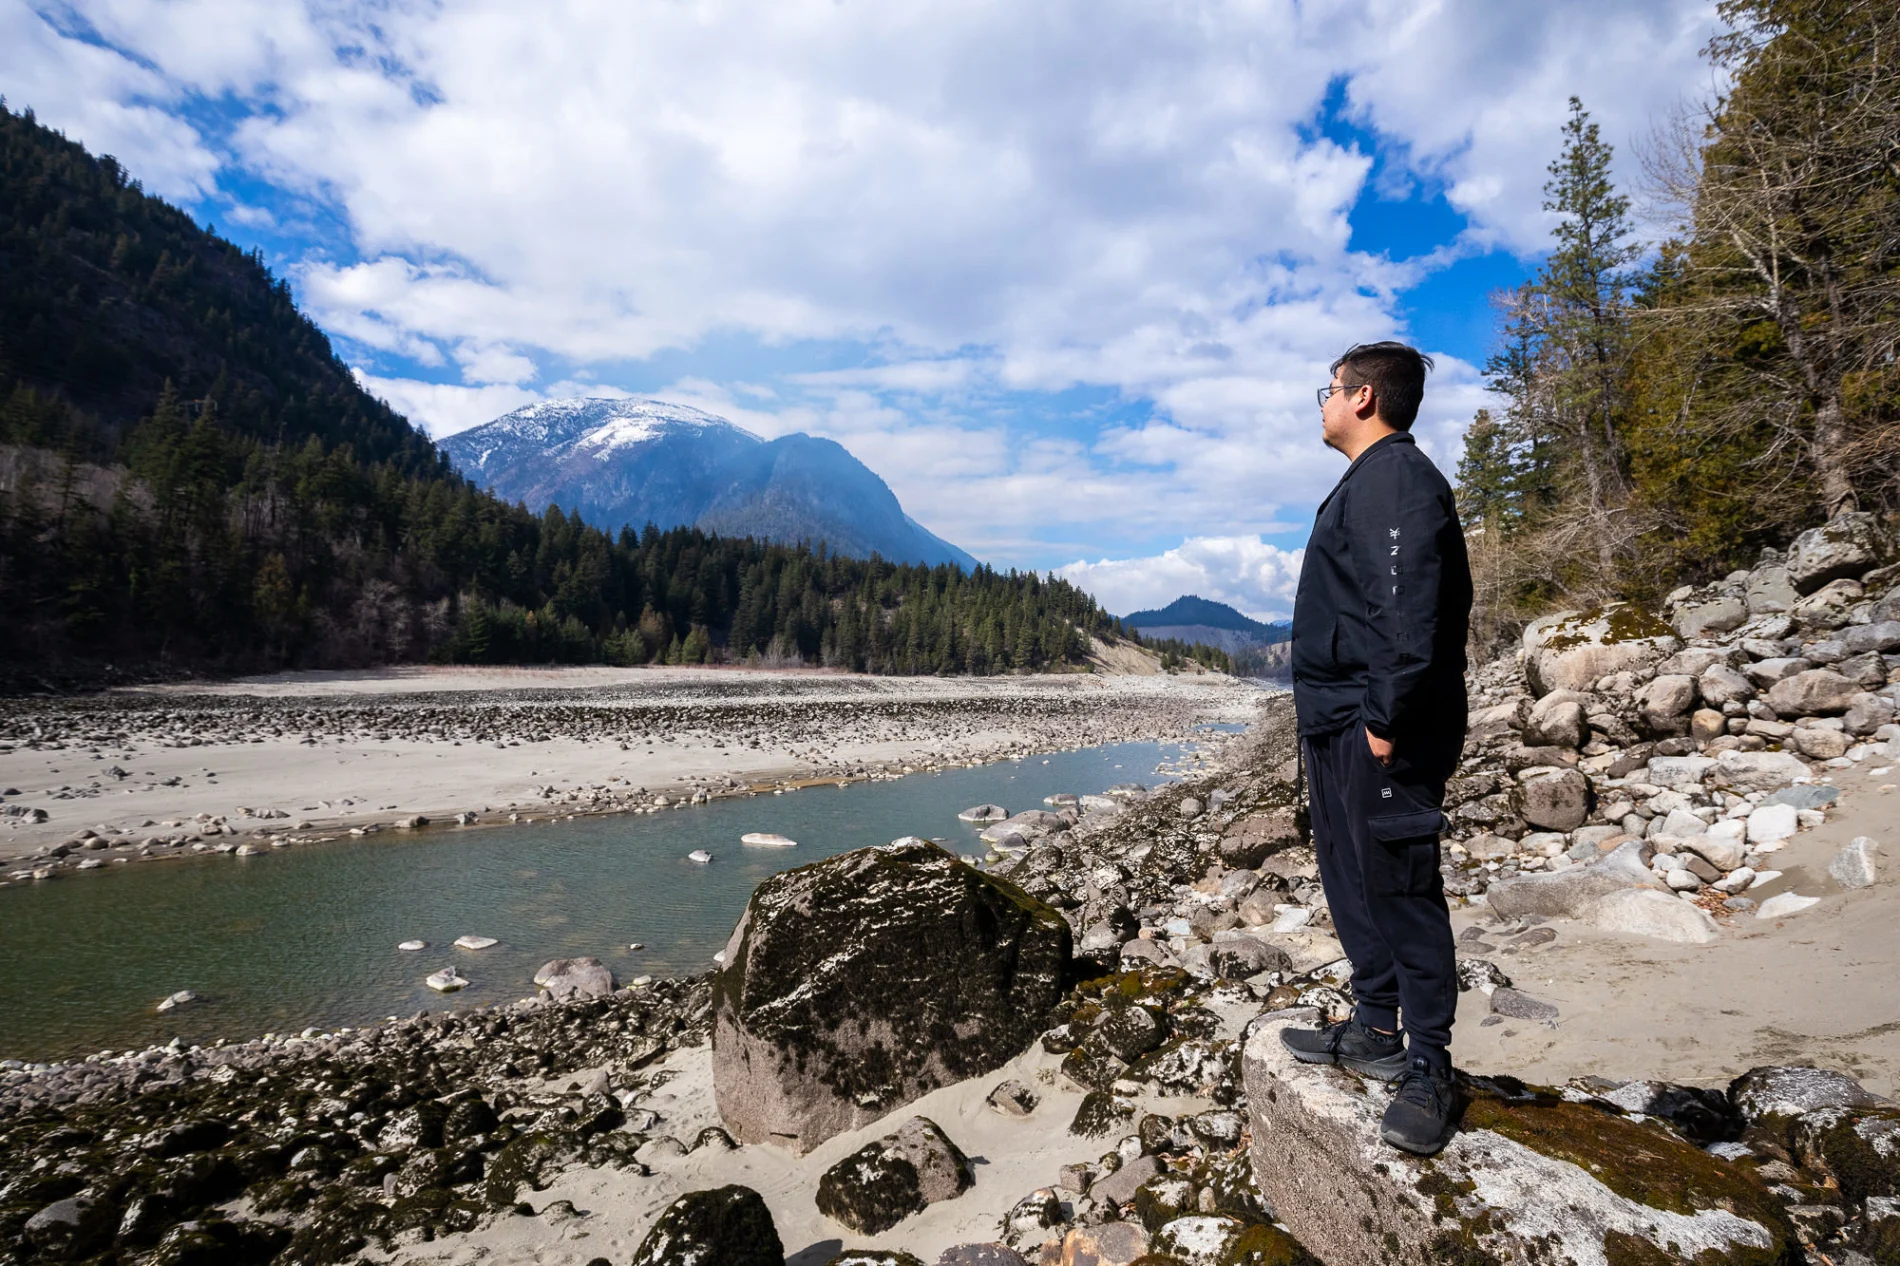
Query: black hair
1330,341,1434,431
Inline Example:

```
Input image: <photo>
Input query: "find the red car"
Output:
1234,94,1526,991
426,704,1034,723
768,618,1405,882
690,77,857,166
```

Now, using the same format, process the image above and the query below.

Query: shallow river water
0,734,1223,1062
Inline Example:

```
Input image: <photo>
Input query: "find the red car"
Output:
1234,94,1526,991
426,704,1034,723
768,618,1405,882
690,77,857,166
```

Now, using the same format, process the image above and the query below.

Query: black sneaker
1278,1016,1408,1080
1381,1056,1458,1155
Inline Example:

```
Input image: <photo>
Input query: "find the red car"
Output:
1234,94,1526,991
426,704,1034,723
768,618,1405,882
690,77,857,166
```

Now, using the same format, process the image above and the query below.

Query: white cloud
3,0,1722,570
1057,536,1306,623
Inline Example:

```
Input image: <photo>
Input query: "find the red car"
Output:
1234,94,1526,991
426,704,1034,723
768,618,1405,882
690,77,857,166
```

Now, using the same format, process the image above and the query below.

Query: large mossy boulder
1522,604,1679,697
712,838,1071,1153
628,1186,783,1266
1242,1011,1797,1266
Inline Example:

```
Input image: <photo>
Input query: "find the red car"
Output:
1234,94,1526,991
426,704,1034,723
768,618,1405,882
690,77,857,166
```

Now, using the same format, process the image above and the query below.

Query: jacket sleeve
1341,454,1453,742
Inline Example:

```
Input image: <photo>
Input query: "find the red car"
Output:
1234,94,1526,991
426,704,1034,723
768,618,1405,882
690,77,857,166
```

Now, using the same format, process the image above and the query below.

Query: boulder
1730,1065,1891,1120
1523,697,1587,750
1522,605,1679,697
1241,1011,1794,1266
1699,663,1755,707
1746,803,1799,844
1645,755,1716,788
1711,749,1811,793
628,1186,784,1266
958,804,1009,822
1674,597,1748,639
1468,699,1529,740
815,1117,973,1234
1638,674,1697,734
1219,805,1301,868
1787,511,1886,594
1588,888,1720,944
1829,837,1880,890
1747,565,1799,613
532,957,616,1000
1745,656,1812,687
1485,840,1659,922
938,1246,1028,1266
1518,767,1589,832
712,840,1070,1153
1843,621,1900,657
1766,669,1859,717
1681,827,1746,872
1791,726,1850,760
1055,1222,1149,1266
1846,692,1897,735
1757,892,1821,919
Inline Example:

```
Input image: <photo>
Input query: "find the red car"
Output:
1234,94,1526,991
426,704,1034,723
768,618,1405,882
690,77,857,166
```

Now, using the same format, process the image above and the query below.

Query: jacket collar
1314,430,1413,518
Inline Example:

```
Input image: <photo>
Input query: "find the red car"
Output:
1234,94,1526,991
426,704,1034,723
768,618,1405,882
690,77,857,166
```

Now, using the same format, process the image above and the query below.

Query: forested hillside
1457,0,1899,650
0,102,1133,682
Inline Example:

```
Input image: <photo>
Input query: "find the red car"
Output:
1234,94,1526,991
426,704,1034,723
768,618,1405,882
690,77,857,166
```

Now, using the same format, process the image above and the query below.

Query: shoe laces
1394,1058,1453,1113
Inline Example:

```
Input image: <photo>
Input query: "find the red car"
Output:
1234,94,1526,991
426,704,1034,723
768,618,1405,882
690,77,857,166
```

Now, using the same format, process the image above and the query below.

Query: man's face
1320,371,1367,452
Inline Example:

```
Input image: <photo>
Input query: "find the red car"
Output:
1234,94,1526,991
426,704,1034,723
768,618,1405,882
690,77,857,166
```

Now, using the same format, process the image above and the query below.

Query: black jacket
1290,432,1472,758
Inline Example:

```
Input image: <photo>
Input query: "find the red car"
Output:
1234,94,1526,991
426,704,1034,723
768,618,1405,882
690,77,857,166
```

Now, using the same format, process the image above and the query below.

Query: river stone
1711,749,1812,793
1485,840,1658,922
1760,783,1839,811
1747,565,1798,613
1519,767,1589,832
1746,803,1799,843
533,957,616,1000
1787,512,1886,594
814,1117,973,1234
628,1185,784,1266
1522,605,1679,698
1792,726,1851,760
1699,663,1755,708
1587,888,1720,944
1674,597,1749,640
1766,669,1859,717
1756,891,1821,919
958,804,1009,822
1829,837,1880,890
1638,675,1697,733
1242,1010,1791,1266
982,810,1065,843
1731,1066,1891,1122
712,839,1070,1153
1218,805,1300,868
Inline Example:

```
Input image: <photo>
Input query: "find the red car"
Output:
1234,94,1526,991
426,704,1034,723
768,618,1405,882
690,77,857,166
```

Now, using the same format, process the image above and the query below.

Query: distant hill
440,398,978,570
1124,594,1289,652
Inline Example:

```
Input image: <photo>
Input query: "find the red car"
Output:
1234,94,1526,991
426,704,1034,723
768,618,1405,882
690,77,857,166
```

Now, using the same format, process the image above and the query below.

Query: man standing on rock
1281,341,1473,1155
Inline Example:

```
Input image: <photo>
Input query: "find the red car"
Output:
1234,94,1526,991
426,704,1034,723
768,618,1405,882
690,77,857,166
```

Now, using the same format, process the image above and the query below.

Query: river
0,733,1228,1062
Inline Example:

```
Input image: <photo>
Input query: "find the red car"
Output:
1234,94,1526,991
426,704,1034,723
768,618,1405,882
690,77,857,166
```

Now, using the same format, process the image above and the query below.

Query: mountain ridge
1124,594,1289,641
440,398,978,570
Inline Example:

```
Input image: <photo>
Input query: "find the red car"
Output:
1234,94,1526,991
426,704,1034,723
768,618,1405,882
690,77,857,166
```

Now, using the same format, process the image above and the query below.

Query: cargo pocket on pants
1367,808,1446,896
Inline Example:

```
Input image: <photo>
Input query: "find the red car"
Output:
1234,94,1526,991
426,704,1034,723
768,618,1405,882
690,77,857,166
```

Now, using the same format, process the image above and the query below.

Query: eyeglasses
1316,383,1365,408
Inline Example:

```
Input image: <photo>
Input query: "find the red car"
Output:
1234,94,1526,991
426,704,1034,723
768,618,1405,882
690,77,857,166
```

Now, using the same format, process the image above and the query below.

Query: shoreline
0,666,1266,876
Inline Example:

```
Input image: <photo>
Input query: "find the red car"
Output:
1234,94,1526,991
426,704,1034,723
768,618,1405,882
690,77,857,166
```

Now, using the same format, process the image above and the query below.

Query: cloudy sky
4,0,1722,619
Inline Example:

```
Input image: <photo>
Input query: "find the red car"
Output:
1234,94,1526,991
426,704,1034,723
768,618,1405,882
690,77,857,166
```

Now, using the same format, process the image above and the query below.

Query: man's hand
1365,727,1395,766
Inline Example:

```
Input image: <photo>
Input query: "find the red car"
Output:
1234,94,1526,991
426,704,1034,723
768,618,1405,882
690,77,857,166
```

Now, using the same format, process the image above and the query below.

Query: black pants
1303,726,1457,1064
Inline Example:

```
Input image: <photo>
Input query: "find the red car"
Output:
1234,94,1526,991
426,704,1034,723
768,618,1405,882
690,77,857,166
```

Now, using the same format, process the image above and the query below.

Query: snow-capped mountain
439,398,979,570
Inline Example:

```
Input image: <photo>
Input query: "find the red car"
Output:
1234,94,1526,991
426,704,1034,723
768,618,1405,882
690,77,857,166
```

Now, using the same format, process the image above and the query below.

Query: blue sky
2,0,1723,618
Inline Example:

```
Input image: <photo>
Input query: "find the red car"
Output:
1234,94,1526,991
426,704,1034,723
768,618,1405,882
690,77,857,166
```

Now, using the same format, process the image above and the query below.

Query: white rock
686,850,713,864
1680,833,1746,872
397,940,426,951
426,968,468,992
1588,888,1720,943
1664,868,1703,891
155,989,198,1013
1828,837,1880,890
1756,892,1821,919
1658,808,1708,837
740,833,797,848
1646,756,1717,788
1714,867,1756,893
453,935,499,950
1746,803,1799,843
1748,869,1783,889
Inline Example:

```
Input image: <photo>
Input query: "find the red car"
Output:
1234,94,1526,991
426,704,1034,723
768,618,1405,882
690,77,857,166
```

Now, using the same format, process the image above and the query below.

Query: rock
1486,841,1659,922
1219,806,1300,868
936,1245,1027,1266
814,1117,973,1234
533,957,616,1000
1588,889,1720,943
1657,807,1708,837
628,1185,784,1266
1711,749,1811,793
958,804,1009,822
1056,1222,1149,1266
1177,797,1204,819
1524,697,1587,750
1680,829,1746,872
453,935,498,950
1756,891,1821,919
1464,833,1517,861
1759,783,1838,811
1645,755,1716,787
1637,674,1698,732
1787,511,1885,593
1845,692,1897,735
1489,987,1559,1021
985,1080,1039,1118
1469,699,1529,740
712,840,1070,1153
1241,1011,1792,1266
1519,767,1589,831
425,968,468,992
1691,708,1728,744
982,810,1066,843
1767,669,1859,716
1829,837,1880,890
1746,565,1799,613
394,815,428,829
1730,1065,1890,1119
1699,663,1755,707
397,940,426,951
688,849,714,864
1207,933,1293,981
1150,1216,1249,1265
1674,597,1749,639
740,833,798,848
1791,726,1851,760
1746,803,1799,843
22,1194,116,1260
1522,605,1679,697
155,989,198,1013
1843,620,1900,657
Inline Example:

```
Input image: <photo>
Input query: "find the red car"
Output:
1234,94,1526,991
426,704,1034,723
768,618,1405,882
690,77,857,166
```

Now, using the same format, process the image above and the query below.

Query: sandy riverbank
0,667,1262,869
